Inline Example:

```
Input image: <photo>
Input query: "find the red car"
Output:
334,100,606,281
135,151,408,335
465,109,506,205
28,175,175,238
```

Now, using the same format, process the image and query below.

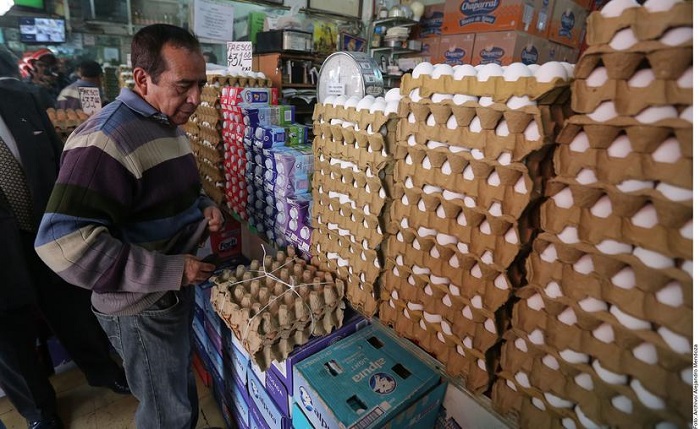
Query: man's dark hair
78,60,102,78
203,51,217,64
131,24,201,84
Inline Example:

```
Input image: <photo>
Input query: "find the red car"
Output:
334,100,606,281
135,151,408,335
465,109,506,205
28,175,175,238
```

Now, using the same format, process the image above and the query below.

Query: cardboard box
435,34,475,66
292,403,314,429
221,87,272,107
417,4,445,38
442,0,553,37
208,211,242,261
232,381,251,429
248,365,292,429
292,324,445,429
548,0,589,47
471,31,552,65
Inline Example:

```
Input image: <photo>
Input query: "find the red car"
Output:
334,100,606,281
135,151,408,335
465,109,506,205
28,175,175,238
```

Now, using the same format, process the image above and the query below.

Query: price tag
78,87,102,115
327,82,345,97
226,41,253,72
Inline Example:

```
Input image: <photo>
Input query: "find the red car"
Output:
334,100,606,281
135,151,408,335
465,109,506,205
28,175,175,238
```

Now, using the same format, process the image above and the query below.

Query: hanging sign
78,87,102,115
226,41,253,72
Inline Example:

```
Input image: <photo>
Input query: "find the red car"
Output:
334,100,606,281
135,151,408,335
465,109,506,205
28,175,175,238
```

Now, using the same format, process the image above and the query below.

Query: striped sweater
35,88,213,315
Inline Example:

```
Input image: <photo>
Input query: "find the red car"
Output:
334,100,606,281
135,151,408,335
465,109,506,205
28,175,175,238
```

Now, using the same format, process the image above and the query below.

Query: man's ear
133,67,149,95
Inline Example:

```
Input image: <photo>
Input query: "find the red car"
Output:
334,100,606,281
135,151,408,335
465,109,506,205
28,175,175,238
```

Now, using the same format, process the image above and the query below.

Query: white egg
633,342,658,365
427,140,447,150
633,247,674,269
575,406,599,429
471,295,483,309
660,27,693,46
524,121,541,141
610,28,639,50
607,134,633,158
527,293,545,311
422,156,432,170
680,219,692,239
323,95,337,105
332,95,348,107
383,100,400,115
652,137,682,163
431,63,455,79
514,176,528,194
636,105,678,123
540,244,558,262
469,116,482,133
484,318,496,333
506,95,536,110
447,115,459,129
677,67,692,88
356,97,374,111
531,397,546,411
385,88,402,102
561,63,575,79
593,359,628,384
526,64,540,74
600,0,640,17
596,239,633,255
542,354,560,370
497,152,512,165
568,131,591,153
617,179,654,192
449,255,460,268
681,367,693,385
453,64,477,80
558,307,578,325
588,101,618,122
412,62,434,79
426,114,437,126
481,250,494,265
544,281,563,299
631,204,659,228
656,183,693,201
477,63,503,82
575,168,597,185
558,226,580,244
680,105,692,122
628,69,657,89
682,260,693,276
514,338,528,353
344,96,360,109
470,264,482,278
544,392,573,408
528,329,545,345
575,373,594,391
559,349,588,364
496,120,510,136
658,326,691,354
562,418,577,429
535,62,568,83
370,99,387,113
453,94,478,105
610,305,652,330
586,67,609,87
441,160,452,175
644,0,681,12
579,296,607,312
478,96,495,107
590,195,613,218
502,63,533,82
593,324,615,343
630,379,665,409
611,395,634,414
432,93,454,103
408,88,422,103
437,233,458,246
487,171,501,186
611,267,635,289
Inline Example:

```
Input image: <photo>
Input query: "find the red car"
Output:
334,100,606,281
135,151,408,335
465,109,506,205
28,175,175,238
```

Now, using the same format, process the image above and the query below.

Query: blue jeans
93,288,198,429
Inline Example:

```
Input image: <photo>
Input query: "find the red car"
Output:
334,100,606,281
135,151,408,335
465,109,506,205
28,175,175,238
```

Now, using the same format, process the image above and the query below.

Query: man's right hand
182,254,215,286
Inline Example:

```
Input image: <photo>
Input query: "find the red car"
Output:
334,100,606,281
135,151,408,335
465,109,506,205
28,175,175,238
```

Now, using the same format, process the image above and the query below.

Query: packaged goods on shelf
441,0,553,37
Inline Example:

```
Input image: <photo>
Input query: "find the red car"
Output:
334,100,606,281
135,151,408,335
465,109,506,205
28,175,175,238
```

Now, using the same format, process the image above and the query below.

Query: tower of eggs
210,246,346,370
379,61,573,393
310,94,399,317
493,0,693,427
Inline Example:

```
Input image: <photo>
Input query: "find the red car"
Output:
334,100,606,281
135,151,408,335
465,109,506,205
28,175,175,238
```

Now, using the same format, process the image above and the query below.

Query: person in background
19,49,59,109
202,51,217,64
56,60,104,110
35,24,224,429
0,46,130,429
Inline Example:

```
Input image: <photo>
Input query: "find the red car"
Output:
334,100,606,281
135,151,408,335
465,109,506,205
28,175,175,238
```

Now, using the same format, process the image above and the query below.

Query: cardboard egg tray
510,286,692,397
311,169,387,217
313,103,398,138
540,189,692,261
397,99,567,163
313,125,395,173
384,241,513,315
196,158,225,183
496,330,691,427
399,74,572,105
314,158,396,207
201,180,225,205
492,381,568,429
378,293,491,393
311,196,385,249
585,1,692,47
526,234,692,340
210,252,345,370
575,44,691,82
571,73,692,116
206,74,272,88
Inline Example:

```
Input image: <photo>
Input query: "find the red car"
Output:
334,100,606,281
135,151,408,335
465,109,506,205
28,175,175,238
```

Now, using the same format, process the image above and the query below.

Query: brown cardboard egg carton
384,241,513,315
526,234,692,341
310,253,379,318
399,73,572,105
585,1,692,47
206,74,272,88
313,125,395,173
209,250,346,370
314,158,397,204
311,200,385,250
201,180,226,205
492,380,571,429
394,148,539,220
312,172,387,218
310,226,382,285
576,43,691,82
570,73,692,116
500,328,692,426
510,285,692,396
554,134,692,190
196,158,225,183
397,99,568,162
378,294,491,393
496,331,691,428
313,104,398,136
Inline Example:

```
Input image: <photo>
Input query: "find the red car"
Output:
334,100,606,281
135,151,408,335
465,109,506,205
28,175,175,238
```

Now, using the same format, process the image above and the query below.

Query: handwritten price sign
226,41,253,72
78,87,102,115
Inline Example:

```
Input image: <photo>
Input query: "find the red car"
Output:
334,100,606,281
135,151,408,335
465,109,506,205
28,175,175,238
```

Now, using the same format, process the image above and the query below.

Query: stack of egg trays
210,248,346,371
379,71,571,393
309,103,398,318
496,2,693,427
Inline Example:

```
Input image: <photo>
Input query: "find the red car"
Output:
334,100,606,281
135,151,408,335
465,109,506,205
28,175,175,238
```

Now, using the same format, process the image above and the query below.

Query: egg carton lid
586,1,692,47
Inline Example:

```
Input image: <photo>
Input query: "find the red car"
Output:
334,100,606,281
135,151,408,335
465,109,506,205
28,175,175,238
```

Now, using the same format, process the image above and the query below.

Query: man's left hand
203,206,224,233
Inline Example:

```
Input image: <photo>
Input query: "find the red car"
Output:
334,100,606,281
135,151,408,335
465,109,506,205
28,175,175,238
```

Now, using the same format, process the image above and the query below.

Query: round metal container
317,51,384,102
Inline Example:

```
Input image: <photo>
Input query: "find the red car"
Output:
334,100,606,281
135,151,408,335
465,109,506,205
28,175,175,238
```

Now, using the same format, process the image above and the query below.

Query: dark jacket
0,81,64,310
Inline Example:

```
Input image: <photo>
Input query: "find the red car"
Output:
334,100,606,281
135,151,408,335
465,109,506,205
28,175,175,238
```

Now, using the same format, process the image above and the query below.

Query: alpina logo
559,10,575,38
460,0,500,15
521,46,539,64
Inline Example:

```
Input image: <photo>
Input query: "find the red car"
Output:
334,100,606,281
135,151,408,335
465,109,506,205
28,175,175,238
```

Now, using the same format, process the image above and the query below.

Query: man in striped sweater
35,24,223,429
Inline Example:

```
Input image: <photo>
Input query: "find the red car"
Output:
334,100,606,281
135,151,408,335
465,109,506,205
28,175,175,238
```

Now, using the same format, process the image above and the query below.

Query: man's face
142,44,206,125
33,58,57,85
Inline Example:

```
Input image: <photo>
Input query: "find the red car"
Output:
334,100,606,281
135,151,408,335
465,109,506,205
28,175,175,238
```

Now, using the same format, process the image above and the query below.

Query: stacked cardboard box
379,65,571,393
310,99,399,318
209,247,347,372
493,1,693,427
